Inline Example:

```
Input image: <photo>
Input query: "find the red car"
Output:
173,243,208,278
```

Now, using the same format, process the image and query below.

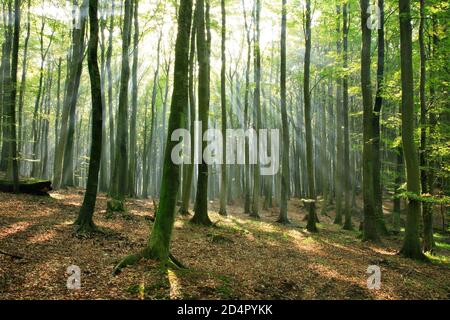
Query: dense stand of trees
0,0,449,267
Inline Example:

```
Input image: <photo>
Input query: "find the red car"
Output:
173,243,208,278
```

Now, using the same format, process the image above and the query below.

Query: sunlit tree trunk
113,0,193,272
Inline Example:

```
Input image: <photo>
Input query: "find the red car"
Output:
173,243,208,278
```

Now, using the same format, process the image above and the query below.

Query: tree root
113,251,188,276
113,253,143,275
178,208,191,216
276,217,291,225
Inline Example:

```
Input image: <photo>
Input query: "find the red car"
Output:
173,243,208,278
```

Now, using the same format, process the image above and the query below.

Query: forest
0,0,449,301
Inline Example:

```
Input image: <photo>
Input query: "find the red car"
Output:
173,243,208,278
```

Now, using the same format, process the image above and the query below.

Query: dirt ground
0,190,449,300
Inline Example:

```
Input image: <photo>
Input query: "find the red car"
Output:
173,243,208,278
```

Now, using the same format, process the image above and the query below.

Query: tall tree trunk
179,10,197,215
76,0,103,233
192,0,212,226
106,0,115,191
219,0,227,216
128,0,139,198
0,1,12,172
278,0,290,224
31,20,47,177
53,57,62,178
109,0,133,205
98,7,108,192
398,0,427,260
6,0,20,191
372,0,388,235
17,0,31,163
242,0,252,214
54,0,86,188
304,0,317,232
334,4,343,225
250,0,262,219
113,0,193,273
342,1,352,230
360,0,379,242
419,0,433,253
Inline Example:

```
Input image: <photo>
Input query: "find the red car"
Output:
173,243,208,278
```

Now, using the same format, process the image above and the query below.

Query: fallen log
0,178,52,195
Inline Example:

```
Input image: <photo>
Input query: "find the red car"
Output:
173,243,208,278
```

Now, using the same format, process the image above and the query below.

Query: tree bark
278,0,290,224
114,0,193,272
398,0,427,260
76,0,104,233
360,0,379,242
192,0,212,226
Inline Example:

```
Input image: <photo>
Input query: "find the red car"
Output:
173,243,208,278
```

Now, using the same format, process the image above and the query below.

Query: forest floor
0,189,449,300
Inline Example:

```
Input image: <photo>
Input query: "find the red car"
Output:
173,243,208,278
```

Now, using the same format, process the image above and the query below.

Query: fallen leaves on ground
0,190,449,300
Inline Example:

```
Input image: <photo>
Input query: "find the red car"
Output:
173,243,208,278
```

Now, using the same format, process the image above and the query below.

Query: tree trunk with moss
114,0,193,273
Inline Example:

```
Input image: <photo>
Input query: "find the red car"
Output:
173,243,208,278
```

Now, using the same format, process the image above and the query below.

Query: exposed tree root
190,215,213,226
276,217,291,225
113,250,188,276
178,208,191,216
113,253,143,275
398,247,429,262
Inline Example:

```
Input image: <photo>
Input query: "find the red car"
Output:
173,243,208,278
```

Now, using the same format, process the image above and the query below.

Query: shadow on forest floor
0,189,449,299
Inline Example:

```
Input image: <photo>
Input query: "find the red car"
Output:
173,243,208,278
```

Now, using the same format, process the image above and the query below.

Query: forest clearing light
171,121,280,176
